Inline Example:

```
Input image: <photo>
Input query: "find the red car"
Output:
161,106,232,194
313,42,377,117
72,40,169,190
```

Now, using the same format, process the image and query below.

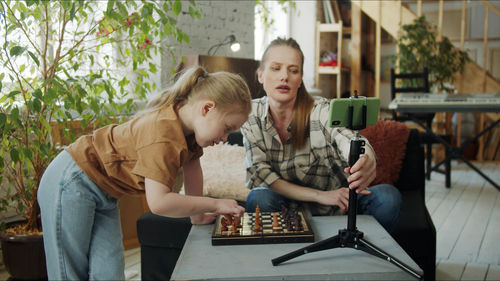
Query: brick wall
160,0,255,88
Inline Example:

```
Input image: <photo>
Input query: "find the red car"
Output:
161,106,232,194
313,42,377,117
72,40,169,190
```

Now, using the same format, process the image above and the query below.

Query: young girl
38,66,252,280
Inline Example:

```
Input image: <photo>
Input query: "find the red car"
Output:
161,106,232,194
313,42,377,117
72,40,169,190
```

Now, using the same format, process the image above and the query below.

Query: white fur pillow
182,143,249,202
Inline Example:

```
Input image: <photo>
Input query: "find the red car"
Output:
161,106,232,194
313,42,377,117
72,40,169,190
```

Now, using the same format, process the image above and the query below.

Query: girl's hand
190,213,217,225
214,199,245,218
315,188,350,213
344,153,376,193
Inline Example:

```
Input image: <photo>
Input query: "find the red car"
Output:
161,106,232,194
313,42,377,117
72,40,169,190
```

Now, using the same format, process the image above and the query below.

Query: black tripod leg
272,234,342,266
357,238,423,280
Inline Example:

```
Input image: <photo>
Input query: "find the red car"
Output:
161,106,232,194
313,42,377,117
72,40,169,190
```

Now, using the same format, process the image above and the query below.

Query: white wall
289,1,317,93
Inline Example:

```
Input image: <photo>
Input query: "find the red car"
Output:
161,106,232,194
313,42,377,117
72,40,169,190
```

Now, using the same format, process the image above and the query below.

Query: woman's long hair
140,66,252,116
259,37,314,150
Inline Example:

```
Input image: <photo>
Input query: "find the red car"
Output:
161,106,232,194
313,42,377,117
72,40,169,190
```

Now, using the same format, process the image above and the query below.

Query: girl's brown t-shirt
66,105,203,199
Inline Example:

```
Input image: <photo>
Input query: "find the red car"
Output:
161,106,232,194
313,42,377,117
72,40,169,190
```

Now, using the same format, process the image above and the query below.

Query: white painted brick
160,0,254,86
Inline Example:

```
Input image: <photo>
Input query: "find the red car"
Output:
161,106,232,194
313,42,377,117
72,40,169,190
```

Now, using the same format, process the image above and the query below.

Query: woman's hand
315,188,350,213
190,213,217,225
344,153,376,193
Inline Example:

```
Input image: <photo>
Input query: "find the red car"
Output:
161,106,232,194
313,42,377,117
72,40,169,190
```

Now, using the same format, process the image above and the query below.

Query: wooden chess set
211,205,315,246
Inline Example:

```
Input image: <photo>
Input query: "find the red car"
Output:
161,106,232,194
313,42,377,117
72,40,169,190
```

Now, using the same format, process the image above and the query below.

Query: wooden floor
1,161,499,280
426,161,500,281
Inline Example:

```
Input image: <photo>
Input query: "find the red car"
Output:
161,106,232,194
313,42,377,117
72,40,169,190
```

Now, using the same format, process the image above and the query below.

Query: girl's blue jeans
246,184,402,233
38,150,125,280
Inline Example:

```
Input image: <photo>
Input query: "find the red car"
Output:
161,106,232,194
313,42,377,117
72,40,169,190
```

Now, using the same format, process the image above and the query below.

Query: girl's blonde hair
142,66,252,116
259,37,314,150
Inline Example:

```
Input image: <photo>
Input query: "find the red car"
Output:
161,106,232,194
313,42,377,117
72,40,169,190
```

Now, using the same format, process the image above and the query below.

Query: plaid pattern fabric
241,96,374,215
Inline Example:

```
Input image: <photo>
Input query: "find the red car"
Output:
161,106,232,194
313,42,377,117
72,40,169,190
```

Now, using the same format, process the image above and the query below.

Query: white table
171,215,422,280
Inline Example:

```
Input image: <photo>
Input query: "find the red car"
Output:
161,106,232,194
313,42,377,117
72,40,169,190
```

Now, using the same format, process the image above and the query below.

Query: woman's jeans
246,184,402,233
38,150,125,280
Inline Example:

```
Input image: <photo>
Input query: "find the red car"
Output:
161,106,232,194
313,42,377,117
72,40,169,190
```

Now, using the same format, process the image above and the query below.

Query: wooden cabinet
119,195,148,249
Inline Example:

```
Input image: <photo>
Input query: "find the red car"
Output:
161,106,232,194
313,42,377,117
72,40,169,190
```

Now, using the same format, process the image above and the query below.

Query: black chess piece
271,91,423,280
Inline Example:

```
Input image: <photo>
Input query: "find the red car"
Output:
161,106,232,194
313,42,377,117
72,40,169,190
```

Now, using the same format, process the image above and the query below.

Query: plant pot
0,222,47,280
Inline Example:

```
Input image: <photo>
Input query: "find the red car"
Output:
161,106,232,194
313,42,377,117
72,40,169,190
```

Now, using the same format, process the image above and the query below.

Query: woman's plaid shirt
241,96,375,215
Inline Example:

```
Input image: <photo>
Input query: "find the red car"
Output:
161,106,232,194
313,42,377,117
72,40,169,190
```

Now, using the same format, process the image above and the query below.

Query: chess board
211,211,315,245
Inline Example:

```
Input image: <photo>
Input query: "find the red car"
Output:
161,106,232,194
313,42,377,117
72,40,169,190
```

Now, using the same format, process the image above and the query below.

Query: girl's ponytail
144,66,208,112
139,66,251,117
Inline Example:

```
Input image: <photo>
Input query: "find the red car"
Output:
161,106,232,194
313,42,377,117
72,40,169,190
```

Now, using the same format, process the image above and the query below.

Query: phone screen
328,97,380,128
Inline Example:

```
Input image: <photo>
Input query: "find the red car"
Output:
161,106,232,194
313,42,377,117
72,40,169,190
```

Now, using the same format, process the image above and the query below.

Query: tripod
271,94,423,280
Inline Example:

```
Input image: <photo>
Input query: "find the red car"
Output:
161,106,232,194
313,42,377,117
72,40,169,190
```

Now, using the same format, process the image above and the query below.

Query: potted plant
0,0,199,279
395,16,469,92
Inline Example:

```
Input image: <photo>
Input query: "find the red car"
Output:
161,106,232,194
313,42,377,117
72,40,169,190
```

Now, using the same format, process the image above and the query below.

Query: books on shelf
323,0,335,24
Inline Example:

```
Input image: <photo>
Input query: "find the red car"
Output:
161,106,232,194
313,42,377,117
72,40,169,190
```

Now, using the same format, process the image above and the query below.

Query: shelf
318,66,350,74
315,19,350,99
318,66,340,74
318,23,351,34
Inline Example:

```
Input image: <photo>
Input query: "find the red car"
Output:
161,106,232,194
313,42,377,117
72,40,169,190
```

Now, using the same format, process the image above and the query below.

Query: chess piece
272,213,279,227
294,217,302,231
253,221,262,232
231,220,238,234
221,217,228,231
235,216,242,228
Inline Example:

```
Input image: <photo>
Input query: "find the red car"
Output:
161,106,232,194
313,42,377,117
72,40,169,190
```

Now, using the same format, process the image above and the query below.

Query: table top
171,215,422,280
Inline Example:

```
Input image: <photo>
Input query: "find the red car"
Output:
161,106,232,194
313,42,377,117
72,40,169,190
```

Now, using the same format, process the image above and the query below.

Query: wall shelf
315,21,349,98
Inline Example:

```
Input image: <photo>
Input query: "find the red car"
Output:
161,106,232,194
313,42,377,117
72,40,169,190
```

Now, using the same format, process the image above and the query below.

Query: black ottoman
137,212,191,280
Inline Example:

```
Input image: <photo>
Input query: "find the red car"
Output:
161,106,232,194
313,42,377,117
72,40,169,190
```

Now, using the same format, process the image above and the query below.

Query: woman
241,37,402,233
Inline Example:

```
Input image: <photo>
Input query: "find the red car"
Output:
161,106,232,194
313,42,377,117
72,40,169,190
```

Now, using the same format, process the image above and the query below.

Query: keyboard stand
389,93,500,191
409,116,500,190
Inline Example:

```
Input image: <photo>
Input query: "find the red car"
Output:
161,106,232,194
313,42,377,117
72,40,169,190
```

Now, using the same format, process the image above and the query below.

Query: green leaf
32,99,42,113
106,0,115,15
141,3,152,18
0,113,6,128
9,46,26,57
45,88,57,102
8,90,21,99
149,63,157,74
173,0,182,17
10,149,19,163
61,0,72,10
69,2,76,21
116,1,128,16
25,0,36,7
23,147,32,160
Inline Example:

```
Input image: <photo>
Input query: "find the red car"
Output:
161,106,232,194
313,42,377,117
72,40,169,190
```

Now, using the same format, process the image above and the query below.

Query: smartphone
328,97,380,128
